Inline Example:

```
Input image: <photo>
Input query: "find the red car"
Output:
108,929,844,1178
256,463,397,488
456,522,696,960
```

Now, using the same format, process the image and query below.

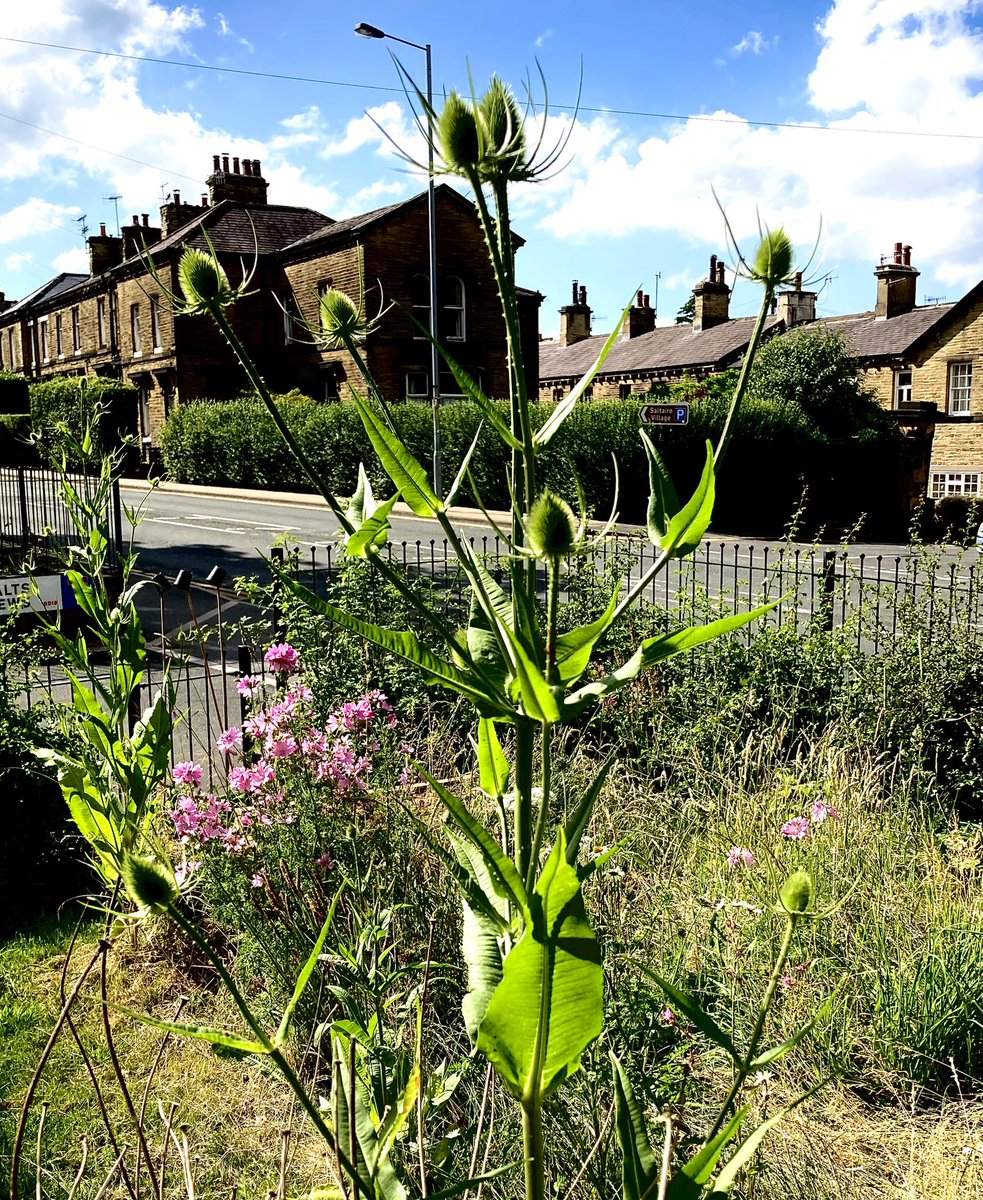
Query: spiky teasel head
317,287,380,350
525,490,581,561
178,247,236,313
777,869,814,917
122,853,178,914
436,92,482,176
750,228,795,294
477,77,529,182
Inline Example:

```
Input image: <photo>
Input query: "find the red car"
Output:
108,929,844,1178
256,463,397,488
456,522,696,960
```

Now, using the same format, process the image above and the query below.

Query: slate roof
149,200,332,259
795,304,957,361
539,314,784,381
3,273,88,315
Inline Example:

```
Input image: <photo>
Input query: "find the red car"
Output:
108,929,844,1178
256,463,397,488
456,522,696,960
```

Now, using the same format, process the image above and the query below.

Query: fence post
821,549,837,632
111,477,124,568
16,466,29,554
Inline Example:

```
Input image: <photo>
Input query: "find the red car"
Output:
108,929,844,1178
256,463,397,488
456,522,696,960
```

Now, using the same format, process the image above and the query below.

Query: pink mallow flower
267,734,298,759
810,800,841,824
236,674,262,698
172,761,202,787
781,817,811,841
217,727,243,755
264,642,300,674
727,846,756,869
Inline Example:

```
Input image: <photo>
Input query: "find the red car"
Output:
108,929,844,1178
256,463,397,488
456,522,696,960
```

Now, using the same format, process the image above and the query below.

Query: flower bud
437,92,481,175
177,247,234,311
752,229,795,293
122,853,178,913
526,490,579,561
318,288,370,348
777,869,814,916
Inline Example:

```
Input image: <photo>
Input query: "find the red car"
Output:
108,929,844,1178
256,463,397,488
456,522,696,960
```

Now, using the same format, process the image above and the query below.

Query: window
583,384,594,400
39,318,49,362
71,307,81,354
894,369,913,407
405,370,429,401
97,296,107,348
443,276,465,341
411,274,430,336
324,371,340,402
619,383,633,400
6,329,14,371
150,297,162,351
137,379,152,445
948,361,972,415
283,296,299,344
439,370,466,400
55,313,63,358
130,304,142,356
931,471,981,498
552,386,565,402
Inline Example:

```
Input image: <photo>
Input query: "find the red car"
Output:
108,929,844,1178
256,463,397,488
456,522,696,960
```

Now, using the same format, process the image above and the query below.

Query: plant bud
178,247,234,311
319,288,368,347
752,229,794,293
478,77,527,179
122,853,178,913
777,869,814,916
437,92,481,174
526,490,579,561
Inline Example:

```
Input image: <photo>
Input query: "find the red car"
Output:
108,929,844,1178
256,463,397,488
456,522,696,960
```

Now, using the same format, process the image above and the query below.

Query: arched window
443,275,465,341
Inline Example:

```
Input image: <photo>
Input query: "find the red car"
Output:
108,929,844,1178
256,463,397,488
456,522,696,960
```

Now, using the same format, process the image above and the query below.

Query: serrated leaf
352,393,440,517
460,896,504,1045
112,1005,270,1054
636,969,740,1065
477,831,603,1099
611,1052,658,1200
346,462,376,526
534,292,636,449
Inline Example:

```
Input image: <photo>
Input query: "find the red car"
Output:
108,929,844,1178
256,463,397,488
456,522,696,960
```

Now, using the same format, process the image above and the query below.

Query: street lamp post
354,21,442,494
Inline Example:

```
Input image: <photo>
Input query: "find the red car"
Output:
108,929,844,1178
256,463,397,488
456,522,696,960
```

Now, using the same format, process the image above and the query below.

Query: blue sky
3,0,983,336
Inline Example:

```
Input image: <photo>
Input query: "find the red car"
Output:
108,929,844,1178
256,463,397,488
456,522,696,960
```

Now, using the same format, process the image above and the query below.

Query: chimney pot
232,156,240,174
903,244,912,267
142,214,149,226
99,223,106,236
201,194,208,206
131,215,139,225
716,261,725,285
571,279,578,304
213,154,220,171
173,189,181,205
643,294,650,307
243,159,252,176
579,285,587,305
794,271,802,289
222,154,230,172
894,241,903,264
636,290,644,307
252,159,261,176
709,253,717,277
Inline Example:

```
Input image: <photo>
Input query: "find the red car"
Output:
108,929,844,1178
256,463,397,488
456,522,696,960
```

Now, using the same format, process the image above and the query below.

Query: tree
748,325,896,440
674,294,695,324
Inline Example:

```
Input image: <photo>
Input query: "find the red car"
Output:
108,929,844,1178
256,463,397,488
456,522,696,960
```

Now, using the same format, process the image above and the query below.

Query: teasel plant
119,71,836,1200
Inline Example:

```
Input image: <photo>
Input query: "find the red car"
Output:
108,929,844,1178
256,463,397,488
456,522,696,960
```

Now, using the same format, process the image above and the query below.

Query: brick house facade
0,157,539,457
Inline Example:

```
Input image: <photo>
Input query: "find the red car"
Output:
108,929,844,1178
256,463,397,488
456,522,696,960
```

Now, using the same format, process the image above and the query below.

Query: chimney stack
776,270,817,328
692,254,731,331
206,151,270,207
88,226,124,275
875,240,919,318
622,288,656,339
559,278,593,346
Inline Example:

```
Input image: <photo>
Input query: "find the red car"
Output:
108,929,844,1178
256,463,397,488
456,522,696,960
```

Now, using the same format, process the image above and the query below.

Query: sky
2,0,983,336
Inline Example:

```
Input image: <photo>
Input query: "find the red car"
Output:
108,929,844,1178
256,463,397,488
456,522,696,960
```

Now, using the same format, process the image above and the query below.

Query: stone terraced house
0,156,540,460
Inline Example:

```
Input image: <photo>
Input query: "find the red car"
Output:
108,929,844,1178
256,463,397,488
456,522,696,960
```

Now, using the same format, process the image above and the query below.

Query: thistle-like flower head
122,853,178,914
178,247,236,312
777,869,815,917
525,490,581,561
317,286,381,349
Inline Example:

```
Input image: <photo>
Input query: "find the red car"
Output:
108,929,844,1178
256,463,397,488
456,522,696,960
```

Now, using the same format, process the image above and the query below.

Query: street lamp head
354,22,386,38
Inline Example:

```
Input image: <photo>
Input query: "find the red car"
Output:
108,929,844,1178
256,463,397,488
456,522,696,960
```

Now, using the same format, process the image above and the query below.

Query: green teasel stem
521,1098,546,1200
714,287,772,470
709,912,797,1141
528,722,553,894
513,715,536,883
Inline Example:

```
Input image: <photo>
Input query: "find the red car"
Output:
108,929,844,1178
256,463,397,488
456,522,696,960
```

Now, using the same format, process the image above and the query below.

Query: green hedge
161,379,909,536
29,376,138,466
0,371,29,415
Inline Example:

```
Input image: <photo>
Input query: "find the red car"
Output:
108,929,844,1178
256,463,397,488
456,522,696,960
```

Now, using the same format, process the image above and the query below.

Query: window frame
71,306,81,355
97,296,108,349
55,313,64,359
894,368,913,408
411,273,430,339
930,470,981,499
39,318,49,363
405,370,429,401
443,275,466,342
948,361,972,415
7,329,15,371
130,303,142,357
150,296,162,352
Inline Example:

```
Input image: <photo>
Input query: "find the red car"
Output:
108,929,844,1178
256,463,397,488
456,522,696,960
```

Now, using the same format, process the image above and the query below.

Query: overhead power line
3,34,983,143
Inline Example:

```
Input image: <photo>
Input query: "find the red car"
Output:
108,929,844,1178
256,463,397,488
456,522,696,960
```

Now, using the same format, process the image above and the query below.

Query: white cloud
215,11,254,52
52,247,89,273
535,29,554,48
0,200,81,244
731,31,775,57
346,180,408,210
520,0,983,296
4,251,33,271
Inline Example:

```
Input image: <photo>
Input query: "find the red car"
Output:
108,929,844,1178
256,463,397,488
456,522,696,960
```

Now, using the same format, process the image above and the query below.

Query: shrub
0,413,39,466
29,376,138,466
0,371,30,415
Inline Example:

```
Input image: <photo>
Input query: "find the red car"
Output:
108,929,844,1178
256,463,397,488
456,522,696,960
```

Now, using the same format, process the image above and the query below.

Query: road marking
190,513,302,531
144,516,249,534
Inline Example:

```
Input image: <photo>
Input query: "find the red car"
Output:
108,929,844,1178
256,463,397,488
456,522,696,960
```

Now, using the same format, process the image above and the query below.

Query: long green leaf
636,969,740,1065
641,428,681,546
534,292,636,449
460,895,505,1045
111,1005,270,1054
611,1052,658,1200
563,603,774,720
564,755,615,864
276,573,512,717
661,441,715,559
665,1108,749,1197
477,831,603,1099
475,716,510,800
555,585,622,687
445,423,484,509
276,884,345,1046
346,493,400,559
351,392,441,517
706,1110,788,1196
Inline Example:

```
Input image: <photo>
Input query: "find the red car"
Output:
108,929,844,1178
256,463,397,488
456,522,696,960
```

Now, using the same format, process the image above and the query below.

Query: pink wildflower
236,674,262,697
228,765,252,794
172,761,203,787
316,851,336,870
217,727,243,755
727,846,755,869
250,873,264,888
267,734,298,759
264,642,299,674
810,800,841,824
661,1008,678,1026
780,974,794,989
781,817,811,840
